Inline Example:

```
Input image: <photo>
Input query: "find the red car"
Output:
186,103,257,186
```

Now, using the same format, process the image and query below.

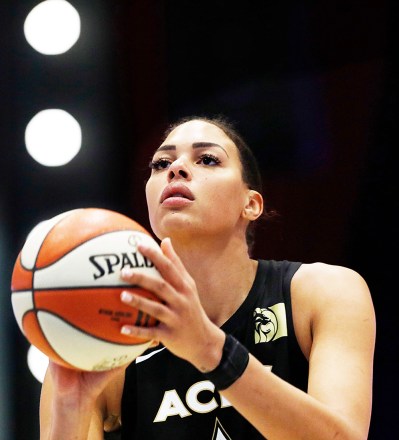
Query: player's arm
219,263,376,439
120,241,375,439
40,362,125,440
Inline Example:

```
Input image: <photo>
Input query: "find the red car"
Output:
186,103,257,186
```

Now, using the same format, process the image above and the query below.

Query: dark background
0,1,396,439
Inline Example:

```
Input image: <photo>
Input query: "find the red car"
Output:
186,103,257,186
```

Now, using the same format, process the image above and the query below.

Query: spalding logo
88,232,156,280
89,252,154,280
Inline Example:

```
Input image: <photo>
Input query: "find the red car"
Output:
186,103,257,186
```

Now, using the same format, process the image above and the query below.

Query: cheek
207,177,247,215
145,180,158,216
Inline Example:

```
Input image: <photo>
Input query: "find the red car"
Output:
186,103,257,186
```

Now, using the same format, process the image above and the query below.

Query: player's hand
47,360,124,404
119,237,224,370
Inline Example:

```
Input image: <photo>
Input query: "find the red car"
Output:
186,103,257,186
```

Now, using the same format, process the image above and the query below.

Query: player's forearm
220,355,365,440
40,395,100,440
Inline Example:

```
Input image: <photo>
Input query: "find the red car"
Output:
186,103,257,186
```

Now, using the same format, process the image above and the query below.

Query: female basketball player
39,116,376,439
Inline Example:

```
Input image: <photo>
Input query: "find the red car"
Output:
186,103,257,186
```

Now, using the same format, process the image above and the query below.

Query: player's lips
160,183,195,204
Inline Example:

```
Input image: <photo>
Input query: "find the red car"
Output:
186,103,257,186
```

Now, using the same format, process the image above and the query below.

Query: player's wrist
192,328,225,373
202,333,249,391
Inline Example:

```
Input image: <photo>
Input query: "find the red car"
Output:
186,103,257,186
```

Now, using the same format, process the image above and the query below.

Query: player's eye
149,158,171,171
197,154,221,166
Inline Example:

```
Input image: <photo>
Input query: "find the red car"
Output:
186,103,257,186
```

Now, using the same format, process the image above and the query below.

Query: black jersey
120,259,308,439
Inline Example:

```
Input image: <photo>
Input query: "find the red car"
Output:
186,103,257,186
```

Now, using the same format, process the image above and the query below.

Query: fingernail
121,326,132,335
138,243,149,253
121,268,134,279
121,291,133,302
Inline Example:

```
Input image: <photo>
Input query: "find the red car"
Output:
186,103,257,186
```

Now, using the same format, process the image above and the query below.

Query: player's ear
242,190,263,221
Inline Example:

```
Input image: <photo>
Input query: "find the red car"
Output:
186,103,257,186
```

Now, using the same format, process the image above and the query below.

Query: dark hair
163,115,276,253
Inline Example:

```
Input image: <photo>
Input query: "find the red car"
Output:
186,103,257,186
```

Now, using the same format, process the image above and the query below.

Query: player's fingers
120,322,159,341
120,269,176,304
138,238,194,292
160,238,187,274
120,290,169,323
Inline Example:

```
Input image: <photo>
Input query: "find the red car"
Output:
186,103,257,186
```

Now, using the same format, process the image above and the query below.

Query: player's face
145,120,251,242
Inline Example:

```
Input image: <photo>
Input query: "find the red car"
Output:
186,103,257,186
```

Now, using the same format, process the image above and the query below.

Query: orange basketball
10,207,162,371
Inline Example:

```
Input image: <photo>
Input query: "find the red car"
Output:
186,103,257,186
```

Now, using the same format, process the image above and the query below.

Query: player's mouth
160,183,195,207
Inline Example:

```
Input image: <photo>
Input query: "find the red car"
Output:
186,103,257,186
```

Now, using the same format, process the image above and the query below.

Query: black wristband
203,334,249,391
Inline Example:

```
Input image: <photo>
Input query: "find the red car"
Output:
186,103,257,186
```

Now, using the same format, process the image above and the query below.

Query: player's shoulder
292,261,371,305
295,261,367,285
289,262,374,359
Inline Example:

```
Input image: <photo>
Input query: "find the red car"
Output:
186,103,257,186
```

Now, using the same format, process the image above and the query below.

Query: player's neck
173,237,258,326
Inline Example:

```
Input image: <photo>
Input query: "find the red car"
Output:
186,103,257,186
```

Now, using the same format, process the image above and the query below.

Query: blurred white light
24,0,81,55
27,345,49,383
25,109,82,166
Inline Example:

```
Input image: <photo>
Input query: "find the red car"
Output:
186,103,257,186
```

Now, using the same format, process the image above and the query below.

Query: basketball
10,207,162,371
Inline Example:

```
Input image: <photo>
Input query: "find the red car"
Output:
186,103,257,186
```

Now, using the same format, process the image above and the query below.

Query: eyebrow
155,142,229,157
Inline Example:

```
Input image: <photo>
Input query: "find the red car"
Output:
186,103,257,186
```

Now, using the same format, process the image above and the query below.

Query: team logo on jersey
254,303,288,344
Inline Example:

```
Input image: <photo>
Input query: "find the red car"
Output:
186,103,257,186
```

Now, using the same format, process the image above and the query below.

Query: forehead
162,120,237,154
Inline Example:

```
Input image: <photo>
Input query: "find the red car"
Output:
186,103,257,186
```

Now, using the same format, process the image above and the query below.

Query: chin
156,215,197,239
